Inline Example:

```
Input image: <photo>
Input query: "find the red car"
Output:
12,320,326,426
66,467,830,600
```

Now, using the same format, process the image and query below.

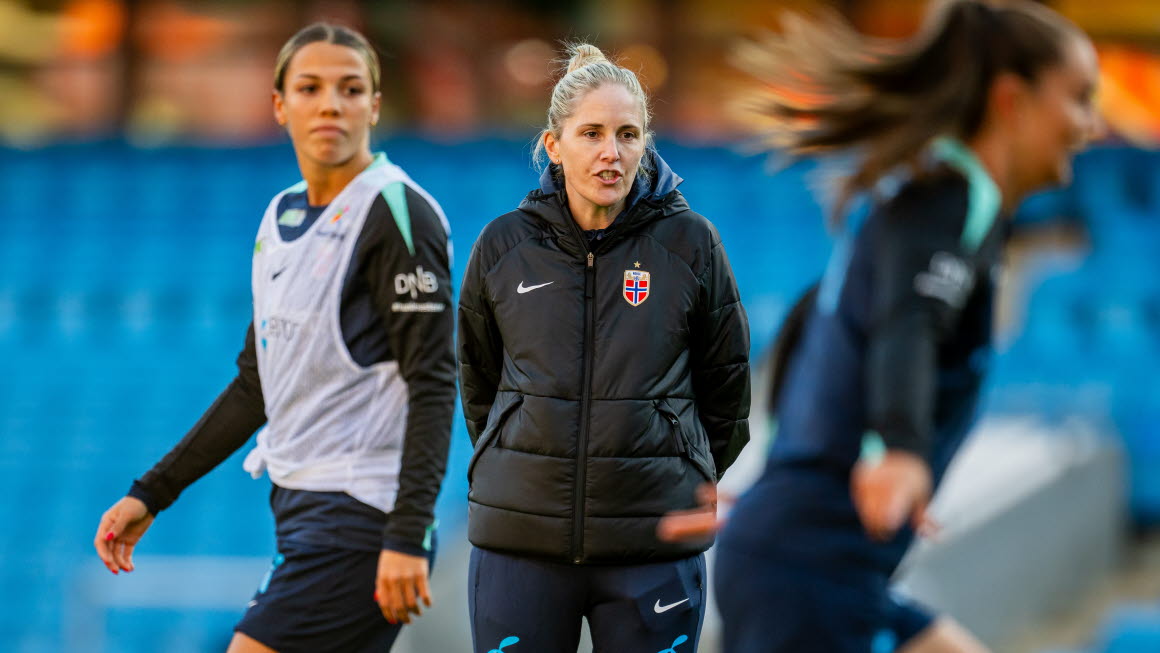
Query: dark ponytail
733,0,1083,223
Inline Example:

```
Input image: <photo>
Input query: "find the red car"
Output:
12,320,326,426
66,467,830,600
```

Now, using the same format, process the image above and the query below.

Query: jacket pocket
657,399,716,483
467,394,524,483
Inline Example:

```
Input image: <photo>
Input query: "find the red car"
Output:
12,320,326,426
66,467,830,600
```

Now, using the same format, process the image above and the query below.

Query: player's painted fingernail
105,532,114,541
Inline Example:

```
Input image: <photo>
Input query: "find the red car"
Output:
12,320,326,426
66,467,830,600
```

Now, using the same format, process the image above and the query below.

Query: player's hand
94,496,154,574
851,450,932,541
374,549,431,625
657,483,724,542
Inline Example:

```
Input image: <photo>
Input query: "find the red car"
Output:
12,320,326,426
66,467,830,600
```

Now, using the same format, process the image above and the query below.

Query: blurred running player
93,23,455,653
661,1,1101,651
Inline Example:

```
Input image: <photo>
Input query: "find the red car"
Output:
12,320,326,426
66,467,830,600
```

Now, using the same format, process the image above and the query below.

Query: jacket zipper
563,200,650,563
572,250,596,563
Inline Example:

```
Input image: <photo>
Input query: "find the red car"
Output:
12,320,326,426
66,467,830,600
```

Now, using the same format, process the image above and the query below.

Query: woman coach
457,42,751,653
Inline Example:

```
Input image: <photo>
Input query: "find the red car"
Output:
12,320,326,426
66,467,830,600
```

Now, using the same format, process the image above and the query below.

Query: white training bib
244,155,438,514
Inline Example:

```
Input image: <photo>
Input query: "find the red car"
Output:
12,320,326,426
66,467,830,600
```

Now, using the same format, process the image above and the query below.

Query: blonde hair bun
565,43,609,75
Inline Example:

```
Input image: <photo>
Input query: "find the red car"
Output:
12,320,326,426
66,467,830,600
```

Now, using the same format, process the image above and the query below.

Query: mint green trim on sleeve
382,181,415,256
859,431,888,466
931,137,1002,253
422,520,438,552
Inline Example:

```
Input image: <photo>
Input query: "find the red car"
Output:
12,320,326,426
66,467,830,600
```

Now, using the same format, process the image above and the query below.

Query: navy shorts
713,545,933,653
234,487,437,653
469,547,706,653
235,539,401,653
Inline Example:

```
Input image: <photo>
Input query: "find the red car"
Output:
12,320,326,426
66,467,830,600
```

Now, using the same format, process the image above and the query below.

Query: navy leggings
469,547,706,653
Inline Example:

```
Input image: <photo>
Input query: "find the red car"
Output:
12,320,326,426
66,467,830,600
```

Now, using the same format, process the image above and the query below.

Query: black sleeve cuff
379,536,431,558
128,481,164,516
873,425,931,461
381,518,437,557
883,439,929,460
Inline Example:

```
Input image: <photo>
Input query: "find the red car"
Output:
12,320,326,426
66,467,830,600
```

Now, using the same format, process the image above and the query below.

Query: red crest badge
623,269,650,306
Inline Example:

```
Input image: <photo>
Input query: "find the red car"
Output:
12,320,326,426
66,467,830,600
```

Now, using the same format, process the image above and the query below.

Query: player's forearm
865,311,938,458
130,377,266,514
381,381,454,555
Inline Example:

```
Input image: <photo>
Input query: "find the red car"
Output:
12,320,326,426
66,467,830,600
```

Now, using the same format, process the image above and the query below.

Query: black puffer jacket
458,151,750,564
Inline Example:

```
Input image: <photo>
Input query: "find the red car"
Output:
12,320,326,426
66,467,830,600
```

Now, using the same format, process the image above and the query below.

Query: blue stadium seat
1099,604,1160,653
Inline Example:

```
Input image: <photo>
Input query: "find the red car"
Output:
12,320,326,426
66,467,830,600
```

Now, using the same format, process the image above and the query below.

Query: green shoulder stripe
382,181,415,256
932,137,1001,253
369,151,390,170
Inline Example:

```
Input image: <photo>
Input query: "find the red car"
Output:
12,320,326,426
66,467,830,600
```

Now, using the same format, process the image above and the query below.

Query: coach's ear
543,130,561,166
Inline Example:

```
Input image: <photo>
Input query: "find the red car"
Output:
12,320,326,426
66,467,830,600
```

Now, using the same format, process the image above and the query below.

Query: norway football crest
624,269,650,306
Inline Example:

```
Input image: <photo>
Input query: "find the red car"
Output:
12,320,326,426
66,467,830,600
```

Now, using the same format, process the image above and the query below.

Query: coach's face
274,41,381,169
544,83,647,224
